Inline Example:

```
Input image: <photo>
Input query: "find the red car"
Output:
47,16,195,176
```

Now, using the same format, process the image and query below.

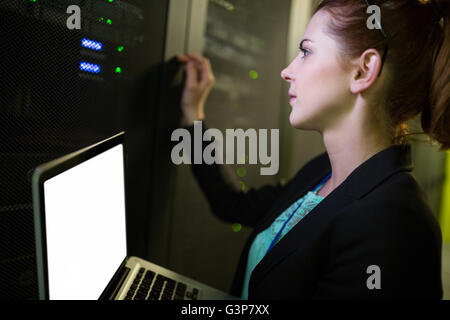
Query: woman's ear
350,48,383,94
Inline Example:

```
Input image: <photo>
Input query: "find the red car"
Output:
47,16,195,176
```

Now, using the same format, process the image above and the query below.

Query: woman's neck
317,125,393,198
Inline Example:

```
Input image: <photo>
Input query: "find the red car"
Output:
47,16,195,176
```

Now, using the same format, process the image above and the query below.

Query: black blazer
183,123,443,300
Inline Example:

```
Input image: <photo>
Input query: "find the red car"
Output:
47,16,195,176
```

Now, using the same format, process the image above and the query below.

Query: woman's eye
299,48,310,59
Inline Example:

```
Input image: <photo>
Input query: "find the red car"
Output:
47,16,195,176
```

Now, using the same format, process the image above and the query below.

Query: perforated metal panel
0,0,169,299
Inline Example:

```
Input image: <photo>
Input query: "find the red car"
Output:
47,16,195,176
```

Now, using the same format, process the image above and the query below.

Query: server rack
0,0,170,299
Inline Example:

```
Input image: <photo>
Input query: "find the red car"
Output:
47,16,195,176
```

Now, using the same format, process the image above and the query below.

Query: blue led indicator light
80,62,101,74
81,38,103,51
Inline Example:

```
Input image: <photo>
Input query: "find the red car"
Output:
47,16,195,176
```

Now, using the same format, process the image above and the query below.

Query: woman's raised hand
176,53,215,125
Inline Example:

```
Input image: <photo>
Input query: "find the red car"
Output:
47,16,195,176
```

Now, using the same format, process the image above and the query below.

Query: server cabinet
153,0,296,293
0,0,170,299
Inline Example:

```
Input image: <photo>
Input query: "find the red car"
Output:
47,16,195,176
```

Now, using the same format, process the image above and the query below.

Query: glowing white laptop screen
43,144,127,300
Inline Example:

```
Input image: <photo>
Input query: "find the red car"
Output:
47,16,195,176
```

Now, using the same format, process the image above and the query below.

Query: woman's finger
183,54,211,83
185,53,205,62
176,54,190,62
185,61,199,88
178,53,214,89
200,58,214,87
184,54,209,71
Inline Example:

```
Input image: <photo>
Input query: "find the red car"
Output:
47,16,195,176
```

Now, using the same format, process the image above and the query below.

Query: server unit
0,0,171,299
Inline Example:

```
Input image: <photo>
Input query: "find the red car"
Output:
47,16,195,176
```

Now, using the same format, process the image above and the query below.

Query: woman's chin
289,111,317,130
289,111,304,129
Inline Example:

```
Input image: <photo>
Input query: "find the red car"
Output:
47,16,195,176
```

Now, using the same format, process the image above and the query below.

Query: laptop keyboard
124,267,199,300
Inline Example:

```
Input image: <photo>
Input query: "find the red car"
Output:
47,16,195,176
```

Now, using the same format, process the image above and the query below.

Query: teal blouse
241,183,326,299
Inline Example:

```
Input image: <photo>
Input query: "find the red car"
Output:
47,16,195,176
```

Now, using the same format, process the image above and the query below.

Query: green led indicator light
232,223,242,233
117,46,124,52
98,17,104,22
249,70,259,80
236,167,247,178
106,19,112,25
30,0,37,2
108,0,114,3
212,0,234,11
115,67,122,74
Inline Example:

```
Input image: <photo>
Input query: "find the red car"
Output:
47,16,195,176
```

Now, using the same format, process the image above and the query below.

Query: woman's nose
280,67,293,82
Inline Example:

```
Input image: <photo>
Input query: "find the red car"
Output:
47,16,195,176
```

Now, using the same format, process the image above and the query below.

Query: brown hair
314,0,450,150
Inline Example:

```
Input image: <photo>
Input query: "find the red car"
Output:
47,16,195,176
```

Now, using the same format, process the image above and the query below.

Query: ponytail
422,0,450,151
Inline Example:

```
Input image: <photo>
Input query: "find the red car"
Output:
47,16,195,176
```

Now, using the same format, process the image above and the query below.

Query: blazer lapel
249,143,414,291
255,152,332,234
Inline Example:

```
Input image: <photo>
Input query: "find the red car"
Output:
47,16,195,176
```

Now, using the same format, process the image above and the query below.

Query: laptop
32,131,239,300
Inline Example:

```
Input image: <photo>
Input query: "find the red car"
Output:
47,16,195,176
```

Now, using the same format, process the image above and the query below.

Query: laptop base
114,256,239,300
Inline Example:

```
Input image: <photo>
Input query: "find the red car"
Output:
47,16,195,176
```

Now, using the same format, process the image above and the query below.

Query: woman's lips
289,91,297,104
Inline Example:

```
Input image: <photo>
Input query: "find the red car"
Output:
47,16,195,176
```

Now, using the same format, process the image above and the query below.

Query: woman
176,0,448,299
